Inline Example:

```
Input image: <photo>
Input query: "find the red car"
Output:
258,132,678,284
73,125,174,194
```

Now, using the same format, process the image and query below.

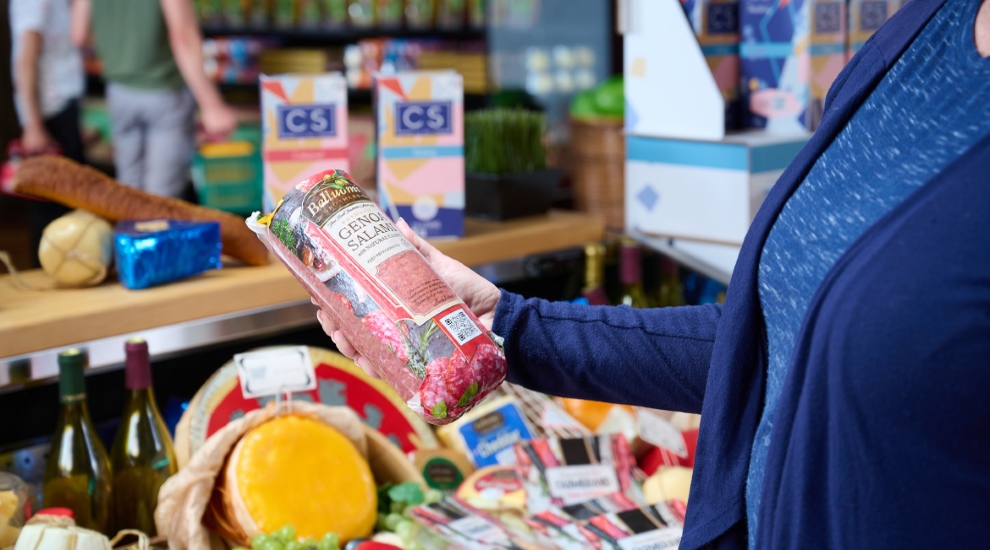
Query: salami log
13,155,269,266
247,170,507,424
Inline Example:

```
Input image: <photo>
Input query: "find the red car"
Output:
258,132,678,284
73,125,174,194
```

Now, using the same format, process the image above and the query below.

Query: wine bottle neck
620,246,642,285
125,350,152,391
59,400,92,424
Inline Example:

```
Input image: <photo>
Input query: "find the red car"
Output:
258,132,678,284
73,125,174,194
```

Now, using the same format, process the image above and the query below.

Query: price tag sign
636,408,688,458
235,346,317,398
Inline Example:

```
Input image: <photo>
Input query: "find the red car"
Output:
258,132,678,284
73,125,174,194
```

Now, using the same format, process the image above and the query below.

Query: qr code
440,309,483,345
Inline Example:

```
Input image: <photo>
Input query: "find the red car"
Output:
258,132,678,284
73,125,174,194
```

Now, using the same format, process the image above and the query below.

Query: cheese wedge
225,415,377,542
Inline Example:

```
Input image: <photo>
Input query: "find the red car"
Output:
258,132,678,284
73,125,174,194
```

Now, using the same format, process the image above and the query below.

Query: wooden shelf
0,210,603,361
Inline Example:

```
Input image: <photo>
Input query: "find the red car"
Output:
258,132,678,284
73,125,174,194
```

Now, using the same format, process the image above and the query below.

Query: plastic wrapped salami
246,169,507,425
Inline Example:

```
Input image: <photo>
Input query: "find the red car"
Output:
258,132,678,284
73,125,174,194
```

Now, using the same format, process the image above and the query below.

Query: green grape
285,542,303,550
232,547,250,550
301,537,318,549
424,489,444,504
384,512,406,531
394,519,414,540
275,525,297,542
252,534,270,548
320,532,340,550
257,541,284,550
375,512,389,532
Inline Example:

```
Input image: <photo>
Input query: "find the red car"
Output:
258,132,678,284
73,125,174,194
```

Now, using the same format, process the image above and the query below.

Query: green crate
191,143,263,214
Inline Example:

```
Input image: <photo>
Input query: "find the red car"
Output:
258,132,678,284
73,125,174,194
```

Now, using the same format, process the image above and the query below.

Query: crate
191,140,263,215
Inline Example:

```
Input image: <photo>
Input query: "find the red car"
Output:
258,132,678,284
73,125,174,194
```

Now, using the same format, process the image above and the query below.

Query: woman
318,0,990,547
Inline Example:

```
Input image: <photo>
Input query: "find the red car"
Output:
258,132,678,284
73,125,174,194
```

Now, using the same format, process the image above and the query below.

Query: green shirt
91,0,184,90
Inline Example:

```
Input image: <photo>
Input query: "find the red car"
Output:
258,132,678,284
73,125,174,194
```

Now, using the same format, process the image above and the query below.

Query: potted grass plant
464,108,562,220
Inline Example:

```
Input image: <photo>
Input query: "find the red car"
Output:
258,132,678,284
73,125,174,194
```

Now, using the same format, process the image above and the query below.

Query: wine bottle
656,256,686,308
581,242,610,305
110,338,178,535
618,238,650,308
43,349,113,532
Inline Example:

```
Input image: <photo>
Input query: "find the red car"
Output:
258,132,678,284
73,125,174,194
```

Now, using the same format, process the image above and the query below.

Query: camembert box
374,71,464,239
261,73,349,211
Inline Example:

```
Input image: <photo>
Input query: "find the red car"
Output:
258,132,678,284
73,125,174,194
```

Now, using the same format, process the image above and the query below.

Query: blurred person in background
71,0,237,199
10,0,84,258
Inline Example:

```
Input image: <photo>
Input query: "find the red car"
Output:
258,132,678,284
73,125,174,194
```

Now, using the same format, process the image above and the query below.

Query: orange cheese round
226,415,377,542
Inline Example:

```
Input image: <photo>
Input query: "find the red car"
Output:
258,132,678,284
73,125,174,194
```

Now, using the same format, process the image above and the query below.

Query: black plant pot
465,168,563,221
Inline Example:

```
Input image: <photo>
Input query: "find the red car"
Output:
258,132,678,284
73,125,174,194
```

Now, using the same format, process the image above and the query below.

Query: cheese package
514,434,644,514
455,465,526,512
523,493,645,550
261,73,350,211
114,219,222,289
407,496,532,549
374,70,464,239
568,501,686,550
411,448,475,492
437,396,535,468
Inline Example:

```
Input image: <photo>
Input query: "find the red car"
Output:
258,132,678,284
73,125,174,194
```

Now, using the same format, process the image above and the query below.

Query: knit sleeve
492,290,720,414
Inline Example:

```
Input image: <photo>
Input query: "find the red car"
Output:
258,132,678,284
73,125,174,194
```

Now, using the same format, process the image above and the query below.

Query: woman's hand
316,217,501,378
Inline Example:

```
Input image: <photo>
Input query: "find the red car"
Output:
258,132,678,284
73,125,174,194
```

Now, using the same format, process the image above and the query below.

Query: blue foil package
114,219,222,289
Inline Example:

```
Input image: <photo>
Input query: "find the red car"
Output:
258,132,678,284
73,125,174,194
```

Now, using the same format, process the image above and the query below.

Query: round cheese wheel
642,466,693,506
225,415,377,542
38,209,112,287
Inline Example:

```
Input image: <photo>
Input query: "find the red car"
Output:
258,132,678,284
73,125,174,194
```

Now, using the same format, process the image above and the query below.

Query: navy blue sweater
492,0,990,547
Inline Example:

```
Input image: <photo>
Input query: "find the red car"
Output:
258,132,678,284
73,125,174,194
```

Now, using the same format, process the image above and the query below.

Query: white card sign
235,346,317,398
636,409,688,458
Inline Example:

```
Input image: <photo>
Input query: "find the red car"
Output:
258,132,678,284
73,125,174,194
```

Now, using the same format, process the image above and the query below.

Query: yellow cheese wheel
642,466,693,506
226,415,377,542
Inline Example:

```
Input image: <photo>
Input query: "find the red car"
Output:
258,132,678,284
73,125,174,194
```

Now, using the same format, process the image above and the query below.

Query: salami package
246,169,507,424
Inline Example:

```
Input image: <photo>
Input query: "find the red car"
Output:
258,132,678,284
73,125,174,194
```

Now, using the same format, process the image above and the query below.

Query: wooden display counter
0,211,603,362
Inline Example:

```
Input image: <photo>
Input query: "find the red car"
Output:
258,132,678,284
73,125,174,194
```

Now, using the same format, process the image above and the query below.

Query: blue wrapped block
114,219,222,289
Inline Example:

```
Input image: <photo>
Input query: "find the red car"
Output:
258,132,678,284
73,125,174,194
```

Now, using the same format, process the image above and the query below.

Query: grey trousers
106,83,195,198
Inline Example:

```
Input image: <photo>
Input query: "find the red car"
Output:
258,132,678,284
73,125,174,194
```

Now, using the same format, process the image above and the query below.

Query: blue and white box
625,132,810,245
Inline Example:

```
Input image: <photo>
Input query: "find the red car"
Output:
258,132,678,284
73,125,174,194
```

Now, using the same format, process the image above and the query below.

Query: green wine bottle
619,238,650,308
43,349,113,532
110,338,177,535
656,256,686,308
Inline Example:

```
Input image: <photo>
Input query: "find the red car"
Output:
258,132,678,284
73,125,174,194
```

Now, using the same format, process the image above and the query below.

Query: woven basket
570,117,626,230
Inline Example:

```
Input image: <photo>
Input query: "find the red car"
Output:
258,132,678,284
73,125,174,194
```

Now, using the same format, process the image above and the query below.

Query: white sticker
637,409,688,458
448,516,510,544
617,527,683,550
545,464,620,505
440,309,483,345
235,346,317,398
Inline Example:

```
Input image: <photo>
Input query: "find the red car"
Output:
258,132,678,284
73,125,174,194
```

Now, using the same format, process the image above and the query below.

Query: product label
395,101,454,135
459,401,533,468
299,173,458,323
424,458,465,491
448,516,510,544
636,409,688,458
235,346,318,398
545,464,620,505
616,527,683,550
277,104,337,138
473,468,524,498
